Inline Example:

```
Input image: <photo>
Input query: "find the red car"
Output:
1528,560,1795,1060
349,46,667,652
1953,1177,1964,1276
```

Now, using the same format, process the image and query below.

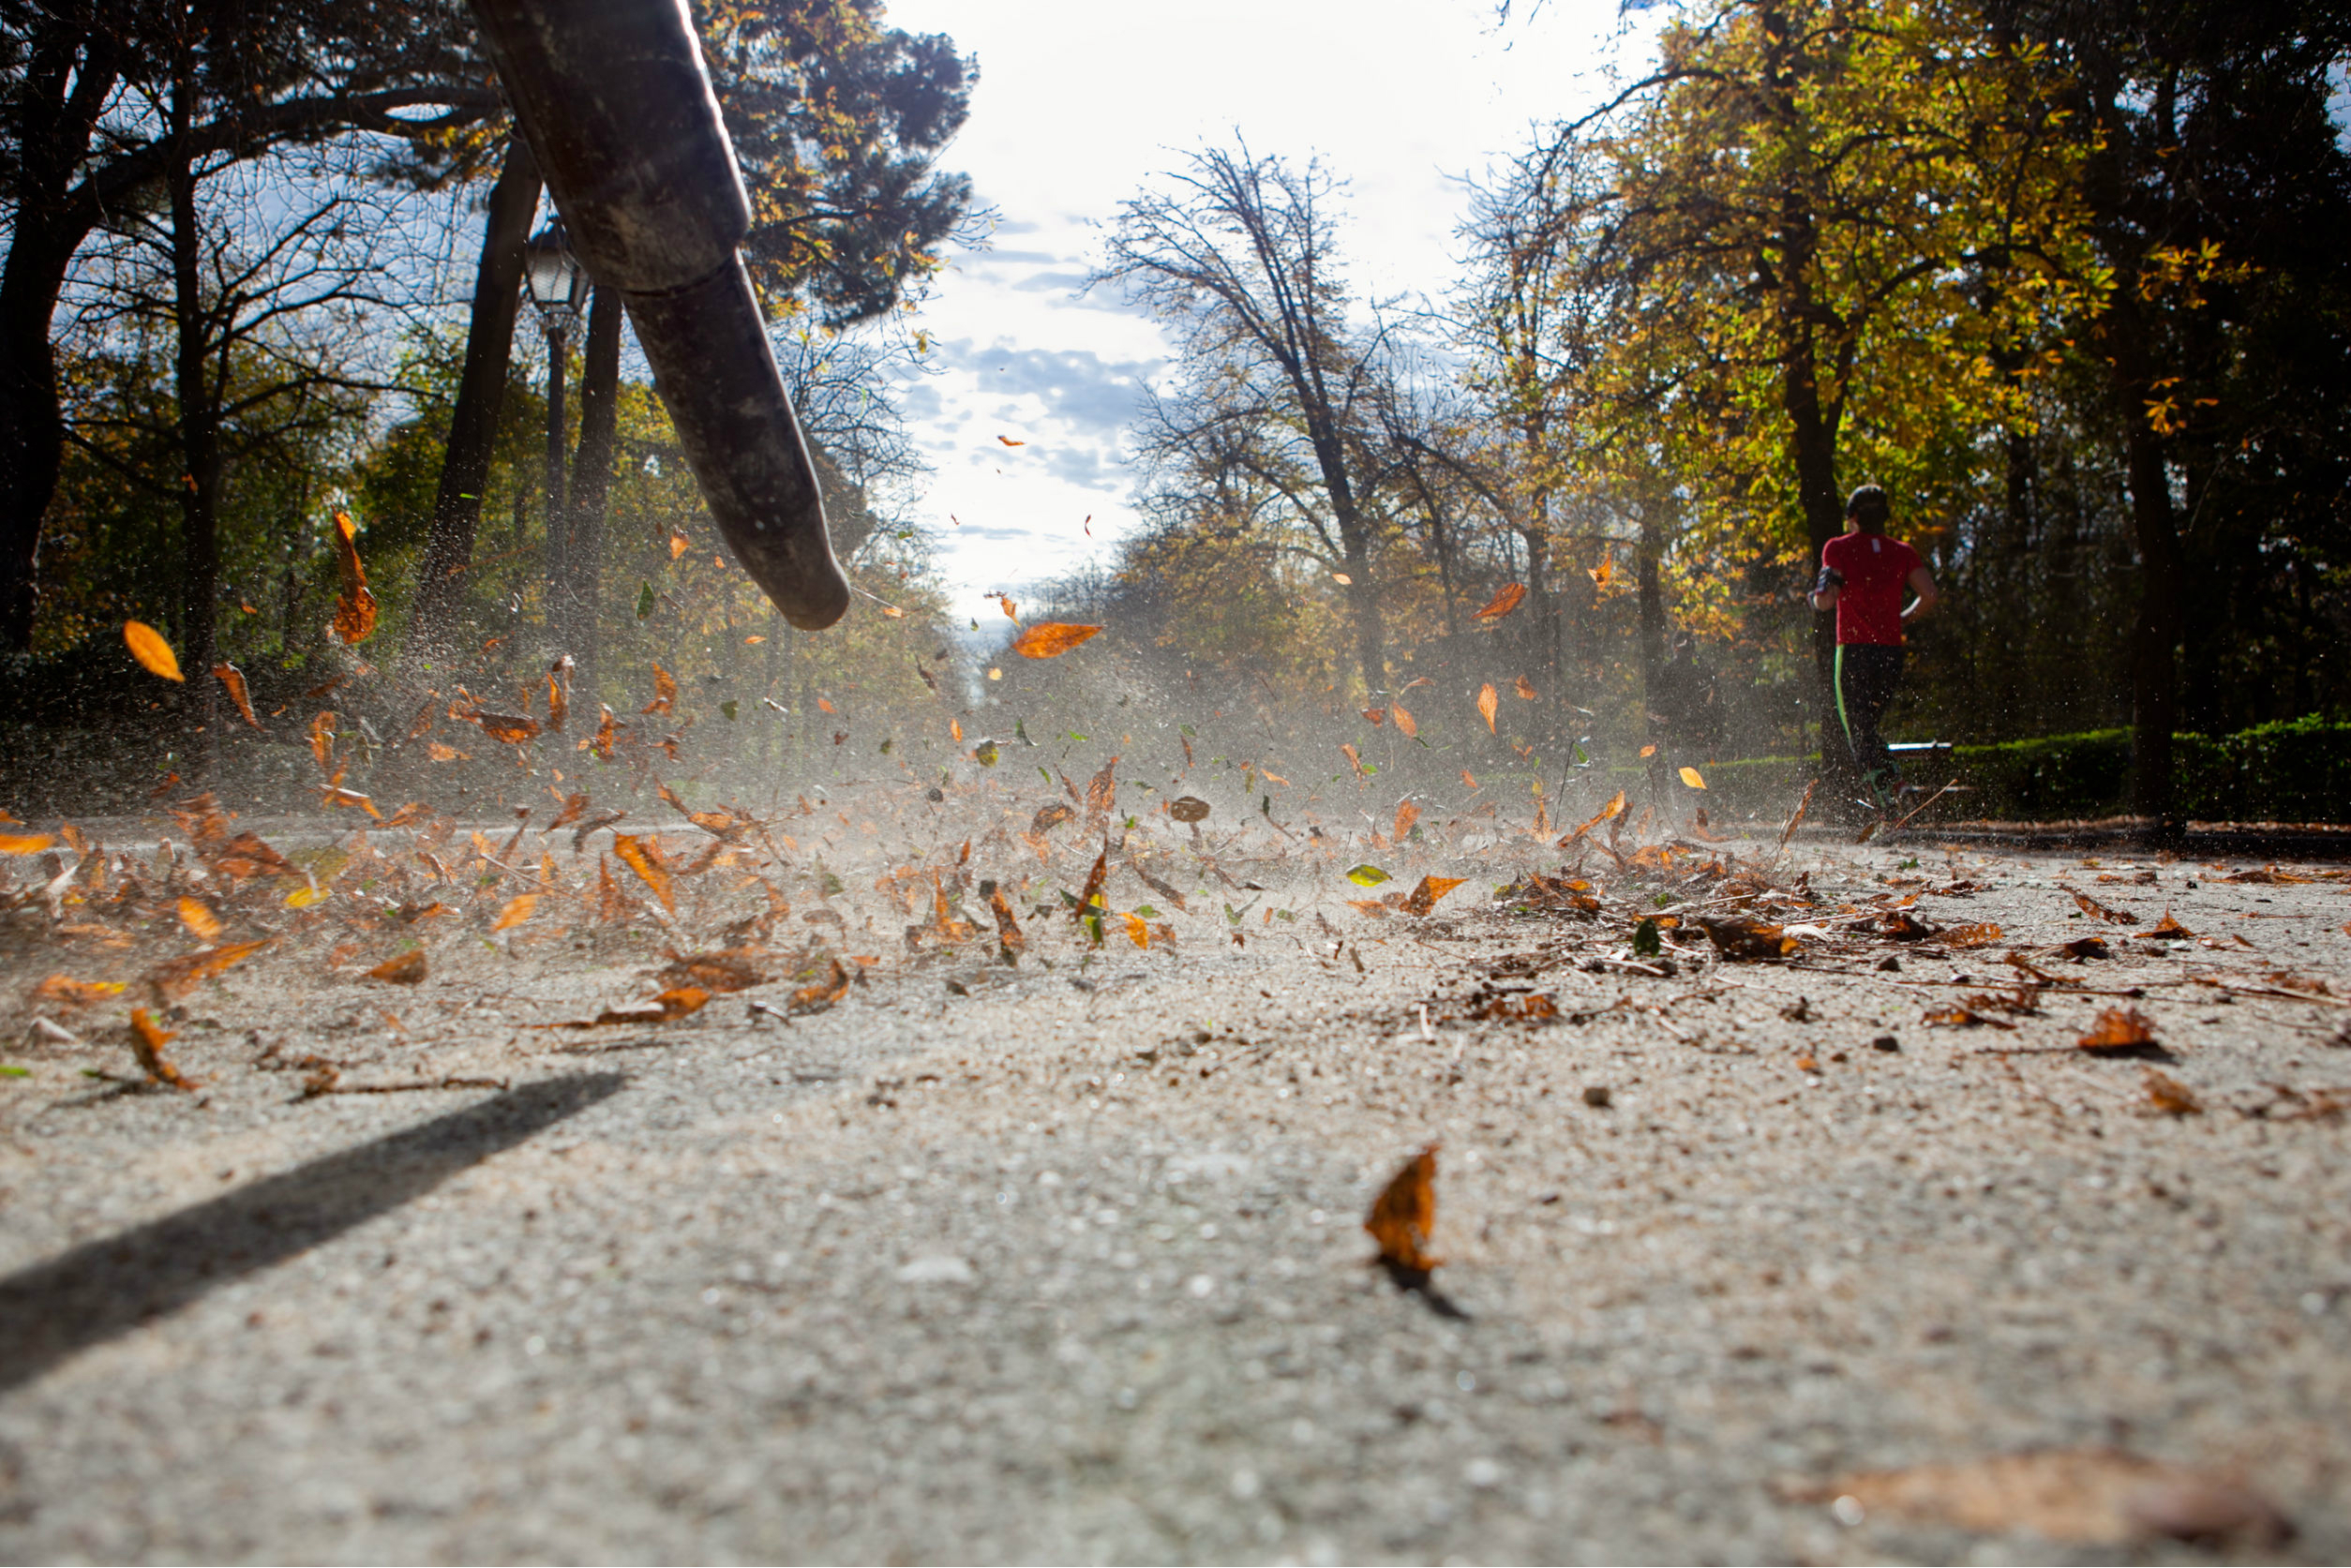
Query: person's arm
1902,562,1939,621
1808,563,1843,611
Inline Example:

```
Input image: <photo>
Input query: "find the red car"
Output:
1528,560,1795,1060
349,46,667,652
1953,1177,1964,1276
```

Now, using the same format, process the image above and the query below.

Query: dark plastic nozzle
465,0,848,630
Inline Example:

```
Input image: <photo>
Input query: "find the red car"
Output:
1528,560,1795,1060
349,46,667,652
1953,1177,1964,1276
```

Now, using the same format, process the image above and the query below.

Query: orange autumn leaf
1472,583,1526,621
547,658,571,734
997,434,1026,446
475,711,541,745
1391,701,1417,739
1514,675,1538,700
1122,912,1150,948
212,664,262,729
548,792,589,830
1011,621,1102,659
1340,741,1366,778
329,512,376,643
669,530,690,560
308,710,337,769
950,717,964,741
1362,708,1385,726
491,893,538,933
612,832,675,914
175,896,222,941
321,785,381,819
1330,572,1354,585
33,975,125,1006
367,949,427,984
1398,874,1466,917
1567,789,1628,843
144,938,271,998
1365,1143,1441,1272
642,665,677,715
789,958,851,1012
124,620,184,681
427,741,460,763
817,696,835,713
1588,558,1613,588
2078,1006,2158,1053
1640,743,1658,758
1393,801,1420,842
1476,682,1499,734
1945,922,2005,948
1460,769,1478,791
0,831,54,854
1679,766,1708,789
592,987,709,1025
129,1008,195,1089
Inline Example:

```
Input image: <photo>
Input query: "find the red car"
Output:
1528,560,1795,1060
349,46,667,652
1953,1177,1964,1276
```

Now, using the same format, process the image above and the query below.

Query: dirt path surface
3,816,2348,1563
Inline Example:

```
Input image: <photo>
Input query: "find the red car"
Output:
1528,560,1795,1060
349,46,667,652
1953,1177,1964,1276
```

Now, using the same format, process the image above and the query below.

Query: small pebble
1872,1035,1900,1052
1582,1084,1611,1109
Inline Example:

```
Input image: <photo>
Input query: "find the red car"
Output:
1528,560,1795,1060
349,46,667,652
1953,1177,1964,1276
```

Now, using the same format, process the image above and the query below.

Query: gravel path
2,828,2346,1563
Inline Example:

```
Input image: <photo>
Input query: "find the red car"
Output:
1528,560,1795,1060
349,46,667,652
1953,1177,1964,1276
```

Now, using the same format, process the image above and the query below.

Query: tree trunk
414,133,542,641
2106,295,2182,830
566,283,624,694
166,99,221,769
0,228,80,656
538,318,568,650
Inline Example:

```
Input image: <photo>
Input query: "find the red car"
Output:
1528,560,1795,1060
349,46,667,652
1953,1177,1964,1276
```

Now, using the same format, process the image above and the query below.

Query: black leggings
1834,643,1905,791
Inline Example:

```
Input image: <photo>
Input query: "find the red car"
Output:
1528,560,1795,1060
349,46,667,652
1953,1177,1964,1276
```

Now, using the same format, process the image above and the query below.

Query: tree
1101,143,1396,697
0,0,494,651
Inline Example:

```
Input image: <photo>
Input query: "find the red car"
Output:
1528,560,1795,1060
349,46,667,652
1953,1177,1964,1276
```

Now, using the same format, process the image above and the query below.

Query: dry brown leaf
2143,1068,2202,1115
1010,621,1102,659
2150,908,2195,938
1084,756,1118,819
2059,935,2111,961
547,656,572,733
1946,922,2005,948
1587,558,1612,588
1397,874,1465,917
124,620,184,681
1393,801,1420,842
175,896,221,941
145,938,270,999
1365,1143,1441,1272
1514,674,1537,699
1339,742,1366,778
1466,992,1557,1021
1168,797,1209,825
989,886,1026,953
548,792,589,831
367,949,427,985
211,664,262,729
1073,850,1110,925
129,1008,194,1089
1390,701,1417,739
2078,1006,2158,1053
491,893,537,933
307,710,337,769
473,711,540,745
1699,917,1799,961
790,958,851,1012
0,830,54,854
612,833,676,915
1471,583,1526,620
1565,789,1627,843
328,513,377,644
2072,889,2138,924
1679,766,1707,790
1361,708,1385,726
1475,683,1498,733
32,975,126,1006
1122,912,1151,948
642,664,678,715
1794,1448,2288,1547
1032,801,1076,834
669,530,689,560
427,741,461,763
590,987,709,1026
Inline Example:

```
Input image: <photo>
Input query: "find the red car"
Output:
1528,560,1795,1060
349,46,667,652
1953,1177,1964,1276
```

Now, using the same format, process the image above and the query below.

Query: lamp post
522,221,590,648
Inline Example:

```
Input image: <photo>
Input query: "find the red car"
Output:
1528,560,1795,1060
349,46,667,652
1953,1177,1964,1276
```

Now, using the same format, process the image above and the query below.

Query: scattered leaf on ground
1346,864,1391,888
128,1008,194,1089
1397,875,1465,917
1365,1143,1441,1272
2143,1068,2202,1114
491,894,538,933
1476,683,1498,733
1789,1449,2289,1546
2078,1006,2158,1053
612,833,676,915
367,949,427,985
1679,766,1707,789
175,897,221,941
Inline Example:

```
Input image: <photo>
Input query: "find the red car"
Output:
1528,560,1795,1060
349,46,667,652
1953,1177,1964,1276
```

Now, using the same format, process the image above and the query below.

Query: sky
868,0,1646,625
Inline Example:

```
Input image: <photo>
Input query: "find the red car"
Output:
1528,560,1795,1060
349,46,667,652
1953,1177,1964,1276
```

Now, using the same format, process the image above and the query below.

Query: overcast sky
868,0,1644,624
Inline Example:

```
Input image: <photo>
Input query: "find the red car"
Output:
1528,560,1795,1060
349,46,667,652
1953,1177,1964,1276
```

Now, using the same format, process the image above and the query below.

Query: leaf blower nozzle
465,0,850,631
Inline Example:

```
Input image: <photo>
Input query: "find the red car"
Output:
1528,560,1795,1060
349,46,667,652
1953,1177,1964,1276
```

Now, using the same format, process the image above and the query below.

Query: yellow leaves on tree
1011,622,1102,659
124,620,184,681
1364,1143,1441,1273
1472,583,1526,621
329,512,377,644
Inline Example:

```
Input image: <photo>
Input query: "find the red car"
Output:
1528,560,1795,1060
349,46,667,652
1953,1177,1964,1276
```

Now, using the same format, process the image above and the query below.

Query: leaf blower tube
466,0,850,630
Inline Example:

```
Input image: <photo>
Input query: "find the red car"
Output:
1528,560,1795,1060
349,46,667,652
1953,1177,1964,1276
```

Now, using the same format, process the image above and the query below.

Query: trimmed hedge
1658,716,2351,823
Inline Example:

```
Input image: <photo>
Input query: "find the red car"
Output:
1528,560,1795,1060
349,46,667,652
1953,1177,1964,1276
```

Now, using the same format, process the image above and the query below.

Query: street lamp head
523,222,591,325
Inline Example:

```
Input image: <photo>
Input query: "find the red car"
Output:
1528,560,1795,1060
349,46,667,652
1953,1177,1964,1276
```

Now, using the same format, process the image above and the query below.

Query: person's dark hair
1846,483,1890,532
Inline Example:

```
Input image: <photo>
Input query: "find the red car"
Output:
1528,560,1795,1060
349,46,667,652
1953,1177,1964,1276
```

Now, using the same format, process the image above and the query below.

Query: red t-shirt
1822,530,1921,646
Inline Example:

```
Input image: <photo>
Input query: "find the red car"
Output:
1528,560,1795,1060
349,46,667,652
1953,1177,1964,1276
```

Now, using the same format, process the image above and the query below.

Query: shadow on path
0,1072,625,1395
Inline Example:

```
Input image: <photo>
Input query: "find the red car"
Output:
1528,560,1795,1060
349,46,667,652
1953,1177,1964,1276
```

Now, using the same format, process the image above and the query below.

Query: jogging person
1809,484,1938,811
